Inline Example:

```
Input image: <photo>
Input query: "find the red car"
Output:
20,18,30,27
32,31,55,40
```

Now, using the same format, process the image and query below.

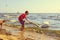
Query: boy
18,11,31,31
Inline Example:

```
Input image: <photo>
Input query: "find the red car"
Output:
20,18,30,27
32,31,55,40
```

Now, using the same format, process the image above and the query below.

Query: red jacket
18,13,26,21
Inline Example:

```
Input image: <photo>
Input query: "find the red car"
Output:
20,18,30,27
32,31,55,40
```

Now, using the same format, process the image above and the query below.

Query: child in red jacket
18,11,31,31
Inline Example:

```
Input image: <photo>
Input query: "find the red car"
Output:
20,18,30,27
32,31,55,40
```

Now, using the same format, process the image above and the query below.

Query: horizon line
0,12,60,13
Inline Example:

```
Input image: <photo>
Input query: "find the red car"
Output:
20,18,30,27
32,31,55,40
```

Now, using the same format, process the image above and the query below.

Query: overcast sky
0,0,60,13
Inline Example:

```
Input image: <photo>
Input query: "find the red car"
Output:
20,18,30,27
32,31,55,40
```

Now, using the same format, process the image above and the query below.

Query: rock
41,24,49,28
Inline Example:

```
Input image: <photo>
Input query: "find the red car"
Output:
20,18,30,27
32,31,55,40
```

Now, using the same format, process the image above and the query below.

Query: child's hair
25,11,29,13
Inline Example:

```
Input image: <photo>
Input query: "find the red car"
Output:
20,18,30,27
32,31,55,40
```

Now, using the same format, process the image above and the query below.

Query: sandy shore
0,23,60,40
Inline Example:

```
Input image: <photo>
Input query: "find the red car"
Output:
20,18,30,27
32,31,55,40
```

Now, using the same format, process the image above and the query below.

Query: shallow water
0,13,60,30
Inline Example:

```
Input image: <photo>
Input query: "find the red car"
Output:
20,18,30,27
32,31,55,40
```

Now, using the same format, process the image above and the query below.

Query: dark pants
19,20,25,31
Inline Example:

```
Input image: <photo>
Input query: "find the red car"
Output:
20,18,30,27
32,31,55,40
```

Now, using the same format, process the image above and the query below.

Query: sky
0,0,60,13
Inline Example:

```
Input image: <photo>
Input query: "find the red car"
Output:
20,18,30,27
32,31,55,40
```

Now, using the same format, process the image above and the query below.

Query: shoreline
3,23,60,37
0,22,60,40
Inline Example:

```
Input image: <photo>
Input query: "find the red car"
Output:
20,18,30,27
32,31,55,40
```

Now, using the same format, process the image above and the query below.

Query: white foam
10,20,17,22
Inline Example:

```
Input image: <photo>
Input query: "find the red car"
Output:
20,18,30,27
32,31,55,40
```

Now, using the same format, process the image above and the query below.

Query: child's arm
25,17,30,22
25,17,32,24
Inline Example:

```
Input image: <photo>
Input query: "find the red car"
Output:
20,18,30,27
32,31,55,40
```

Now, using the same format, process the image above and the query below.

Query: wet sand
0,23,60,40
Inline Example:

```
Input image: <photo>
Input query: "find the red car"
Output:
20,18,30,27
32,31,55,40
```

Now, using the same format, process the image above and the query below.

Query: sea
0,13,60,30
